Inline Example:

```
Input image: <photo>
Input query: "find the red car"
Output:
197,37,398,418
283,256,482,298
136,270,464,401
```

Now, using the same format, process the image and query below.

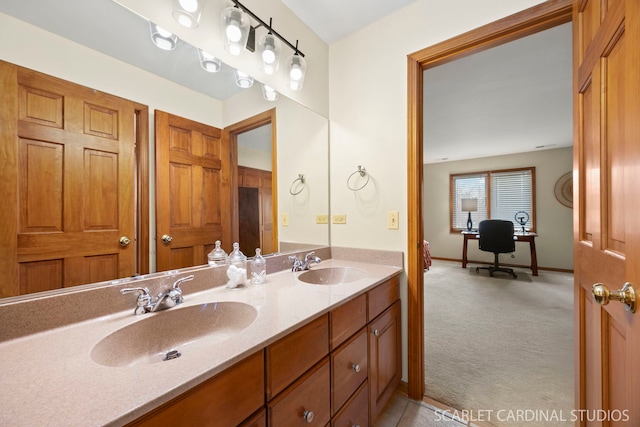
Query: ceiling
1,0,572,163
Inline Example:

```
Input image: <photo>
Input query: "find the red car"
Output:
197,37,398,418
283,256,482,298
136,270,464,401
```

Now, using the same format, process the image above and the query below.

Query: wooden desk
461,231,538,276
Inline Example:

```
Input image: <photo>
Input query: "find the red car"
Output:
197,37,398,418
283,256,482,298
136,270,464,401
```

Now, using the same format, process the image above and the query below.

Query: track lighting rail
231,0,305,57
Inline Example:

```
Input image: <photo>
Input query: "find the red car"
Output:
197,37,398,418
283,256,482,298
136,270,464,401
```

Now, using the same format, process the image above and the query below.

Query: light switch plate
387,211,399,229
316,214,328,224
282,213,289,226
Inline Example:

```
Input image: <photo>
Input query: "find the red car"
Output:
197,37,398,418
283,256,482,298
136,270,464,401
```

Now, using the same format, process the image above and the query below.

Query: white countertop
0,259,401,427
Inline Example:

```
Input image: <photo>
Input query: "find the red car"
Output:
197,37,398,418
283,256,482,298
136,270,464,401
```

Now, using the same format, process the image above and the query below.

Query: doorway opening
405,0,573,402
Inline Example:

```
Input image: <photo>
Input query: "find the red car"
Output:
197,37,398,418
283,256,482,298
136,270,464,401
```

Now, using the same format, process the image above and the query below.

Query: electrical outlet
316,214,328,224
387,211,399,230
282,213,289,226
332,214,347,224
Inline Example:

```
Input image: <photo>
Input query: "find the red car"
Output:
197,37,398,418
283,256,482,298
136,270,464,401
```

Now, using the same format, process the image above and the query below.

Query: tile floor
375,393,476,427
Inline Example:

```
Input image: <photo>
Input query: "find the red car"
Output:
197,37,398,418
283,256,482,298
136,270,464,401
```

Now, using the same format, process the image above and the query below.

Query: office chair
475,219,517,278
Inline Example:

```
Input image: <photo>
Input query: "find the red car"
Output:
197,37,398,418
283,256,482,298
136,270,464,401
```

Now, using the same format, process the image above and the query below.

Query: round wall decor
554,172,573,208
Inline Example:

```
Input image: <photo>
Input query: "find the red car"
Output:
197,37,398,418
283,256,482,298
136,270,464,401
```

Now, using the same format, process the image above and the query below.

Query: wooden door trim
135,104,150,274
225,109,278,251
406,0,572,400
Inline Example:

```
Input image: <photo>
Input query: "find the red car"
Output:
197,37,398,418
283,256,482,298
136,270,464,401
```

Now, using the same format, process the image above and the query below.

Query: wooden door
574,0,640,423
0,61,136,297
155,110,232,271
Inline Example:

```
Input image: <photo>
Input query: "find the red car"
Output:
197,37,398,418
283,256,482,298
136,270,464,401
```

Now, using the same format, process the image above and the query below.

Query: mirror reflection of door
154,110,232,272
227,109,277,256
0,61,138,297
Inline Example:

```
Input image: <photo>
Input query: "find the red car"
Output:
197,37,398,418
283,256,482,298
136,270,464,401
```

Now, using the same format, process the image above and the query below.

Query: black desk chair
475,219,517,278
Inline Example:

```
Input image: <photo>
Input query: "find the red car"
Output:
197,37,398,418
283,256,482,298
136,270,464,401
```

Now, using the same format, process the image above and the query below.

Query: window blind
452,173,487,230
491,169,532,228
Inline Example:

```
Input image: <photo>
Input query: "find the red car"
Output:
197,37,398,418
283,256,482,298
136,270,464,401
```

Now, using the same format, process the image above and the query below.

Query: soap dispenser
251,248,267,284
207,240,228,266
226,242,247,288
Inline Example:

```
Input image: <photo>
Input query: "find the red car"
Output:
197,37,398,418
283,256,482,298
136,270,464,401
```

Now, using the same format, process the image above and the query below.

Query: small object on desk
461,198,478,231
515,211,530,234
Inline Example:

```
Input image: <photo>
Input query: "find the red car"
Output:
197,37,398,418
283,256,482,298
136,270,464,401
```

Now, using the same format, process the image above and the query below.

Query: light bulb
262,49,276,64
226,21,242,42
290,65,302,81
179,0,198,12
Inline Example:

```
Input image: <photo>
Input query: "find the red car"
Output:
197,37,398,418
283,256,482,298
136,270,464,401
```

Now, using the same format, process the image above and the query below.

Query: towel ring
347,165,369,191
289,174,306,195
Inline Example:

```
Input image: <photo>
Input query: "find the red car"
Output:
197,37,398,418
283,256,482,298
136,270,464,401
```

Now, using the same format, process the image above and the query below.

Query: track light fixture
221,5,250,55
288,41,306,91
198,49,221,72
149,22,178,50
234,69,254,88
262,84,278,101
172,0,205,29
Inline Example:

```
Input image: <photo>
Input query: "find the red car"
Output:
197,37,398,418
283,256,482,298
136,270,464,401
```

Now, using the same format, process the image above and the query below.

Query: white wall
328,0,547,381
424,148,574,270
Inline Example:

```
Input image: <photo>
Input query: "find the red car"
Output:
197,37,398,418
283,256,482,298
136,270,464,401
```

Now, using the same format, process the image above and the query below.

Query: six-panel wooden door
0,61,136,297
154,110,232,271
574,0,640,424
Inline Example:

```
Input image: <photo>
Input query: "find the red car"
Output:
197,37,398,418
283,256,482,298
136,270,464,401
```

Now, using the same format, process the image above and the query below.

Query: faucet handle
172,274,194,290
304,251,316,261
170,275,194,305
120,287,152,315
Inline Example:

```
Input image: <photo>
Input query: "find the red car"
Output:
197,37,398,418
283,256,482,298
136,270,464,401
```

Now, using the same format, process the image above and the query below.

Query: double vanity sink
0,258,401,426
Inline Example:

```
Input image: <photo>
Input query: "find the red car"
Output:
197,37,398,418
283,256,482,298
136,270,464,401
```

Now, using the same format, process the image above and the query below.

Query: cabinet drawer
127,350,264,427
330,293,366,350
367,276,399,321
268,358,331,427
267,314,329,399
332,381,369,427
240,408,266,427
331,328,367,415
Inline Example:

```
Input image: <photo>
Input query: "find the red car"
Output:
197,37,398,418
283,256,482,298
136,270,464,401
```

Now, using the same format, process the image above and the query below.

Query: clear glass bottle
207,240,228,266
251,248,267,284
226,242,247,288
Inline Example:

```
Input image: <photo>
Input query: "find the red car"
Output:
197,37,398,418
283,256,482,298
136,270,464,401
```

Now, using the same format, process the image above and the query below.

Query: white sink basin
297,267,365,285
91,302,257,367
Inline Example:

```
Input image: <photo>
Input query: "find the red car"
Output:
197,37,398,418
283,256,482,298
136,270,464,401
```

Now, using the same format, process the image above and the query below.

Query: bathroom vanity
0,250,402,426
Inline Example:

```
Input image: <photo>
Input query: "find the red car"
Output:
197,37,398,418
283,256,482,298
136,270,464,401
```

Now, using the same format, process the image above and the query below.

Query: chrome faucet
289,252,322,272
120,275,194,315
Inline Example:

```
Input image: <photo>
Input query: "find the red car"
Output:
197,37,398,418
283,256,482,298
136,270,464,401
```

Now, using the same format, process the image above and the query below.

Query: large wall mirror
0,0,329,299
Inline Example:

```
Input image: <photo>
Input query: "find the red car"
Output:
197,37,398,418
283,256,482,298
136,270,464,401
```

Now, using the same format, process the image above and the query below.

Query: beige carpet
424,260,574,427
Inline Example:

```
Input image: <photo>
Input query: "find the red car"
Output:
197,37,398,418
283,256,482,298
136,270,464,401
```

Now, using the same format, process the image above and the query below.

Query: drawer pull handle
372,328,380,336
352,363,361,373
303,410,314,423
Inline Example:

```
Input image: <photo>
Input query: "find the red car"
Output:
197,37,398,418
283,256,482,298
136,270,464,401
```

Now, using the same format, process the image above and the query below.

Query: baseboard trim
430,256,574,274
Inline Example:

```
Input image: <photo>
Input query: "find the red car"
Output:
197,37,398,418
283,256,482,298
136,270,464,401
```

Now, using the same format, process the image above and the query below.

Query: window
450,167,535,232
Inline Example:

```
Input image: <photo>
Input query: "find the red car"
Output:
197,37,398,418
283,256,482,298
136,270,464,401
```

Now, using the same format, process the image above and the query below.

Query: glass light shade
221,6,250,55
172,0,204,28
262,84,278,101
288,54,307,91
234,70,254,88
149,22,178,50
259,33,280,75
198,49,221,72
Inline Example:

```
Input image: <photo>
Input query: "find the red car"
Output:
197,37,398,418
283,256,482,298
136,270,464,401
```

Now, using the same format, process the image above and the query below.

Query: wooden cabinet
368,301,401,420
128,275,401,427
127,350,264,427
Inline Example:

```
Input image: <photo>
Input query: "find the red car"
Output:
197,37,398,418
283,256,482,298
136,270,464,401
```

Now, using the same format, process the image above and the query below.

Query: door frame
225,108,278,251
405,0,573,399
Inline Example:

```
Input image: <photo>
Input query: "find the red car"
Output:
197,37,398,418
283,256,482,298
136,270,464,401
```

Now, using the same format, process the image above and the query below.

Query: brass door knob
161,234,173,244
592,282,636,313
119,236,131,247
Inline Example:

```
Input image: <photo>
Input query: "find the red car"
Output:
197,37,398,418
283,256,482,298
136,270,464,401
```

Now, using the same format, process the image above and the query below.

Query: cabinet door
127,351,264,427
368,301,401,420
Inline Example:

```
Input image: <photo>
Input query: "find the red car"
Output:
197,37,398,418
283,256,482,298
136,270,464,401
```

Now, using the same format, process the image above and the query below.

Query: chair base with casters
475,253,517,278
